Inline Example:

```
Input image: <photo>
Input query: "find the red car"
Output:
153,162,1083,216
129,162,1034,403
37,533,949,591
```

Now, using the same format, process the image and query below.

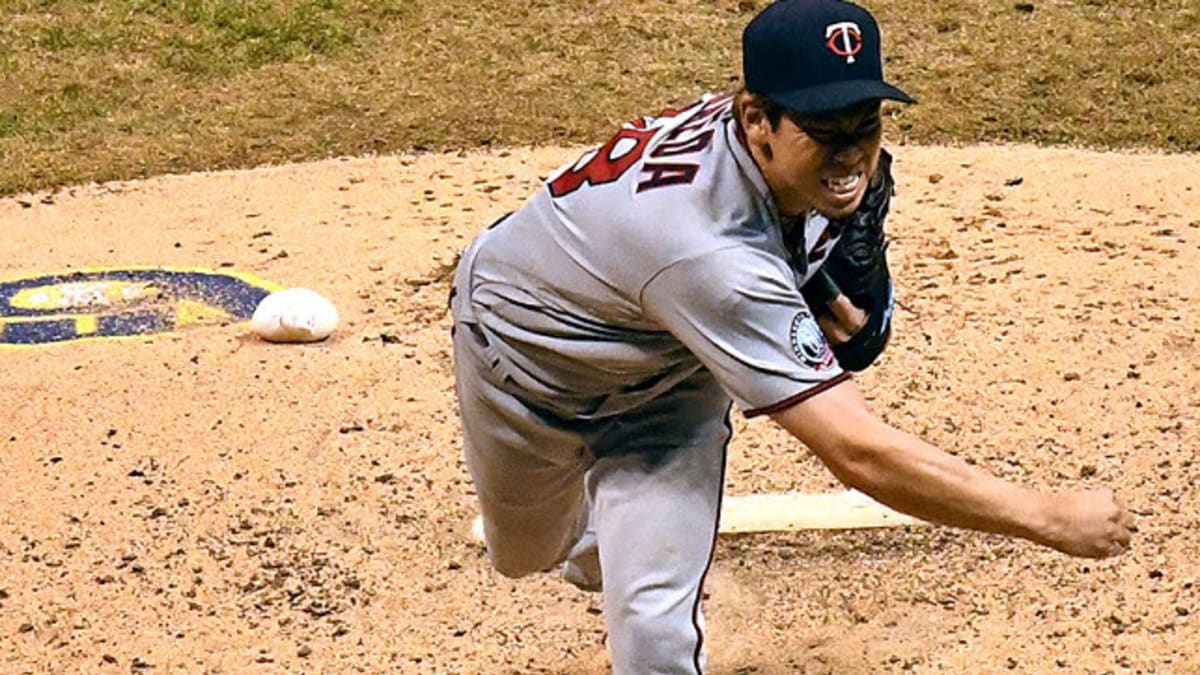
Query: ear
739,93,768,138
737,92,772,147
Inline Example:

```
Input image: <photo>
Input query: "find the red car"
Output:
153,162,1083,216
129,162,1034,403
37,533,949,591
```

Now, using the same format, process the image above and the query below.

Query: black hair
733,88,787,131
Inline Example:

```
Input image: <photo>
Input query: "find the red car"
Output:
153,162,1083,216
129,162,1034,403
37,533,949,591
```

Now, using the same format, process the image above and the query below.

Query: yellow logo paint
9,281,161,312
0,267,281,348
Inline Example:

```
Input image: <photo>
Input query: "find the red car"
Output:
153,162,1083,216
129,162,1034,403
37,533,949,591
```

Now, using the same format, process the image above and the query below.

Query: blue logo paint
0,268,280,347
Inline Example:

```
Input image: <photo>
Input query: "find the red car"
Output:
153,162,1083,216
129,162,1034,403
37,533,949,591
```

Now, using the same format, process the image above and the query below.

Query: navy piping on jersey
742,371,853,418
691,402,733,673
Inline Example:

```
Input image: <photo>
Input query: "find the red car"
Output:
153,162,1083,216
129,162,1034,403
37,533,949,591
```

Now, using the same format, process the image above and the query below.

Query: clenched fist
1038,489,1135,559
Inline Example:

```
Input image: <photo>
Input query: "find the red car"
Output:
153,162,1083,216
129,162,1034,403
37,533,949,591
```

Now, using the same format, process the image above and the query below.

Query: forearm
774,379,1134,559
835,423,1052,544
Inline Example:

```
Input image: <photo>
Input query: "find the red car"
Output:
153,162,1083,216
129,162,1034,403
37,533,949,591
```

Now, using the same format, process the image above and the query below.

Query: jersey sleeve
641,246,850,417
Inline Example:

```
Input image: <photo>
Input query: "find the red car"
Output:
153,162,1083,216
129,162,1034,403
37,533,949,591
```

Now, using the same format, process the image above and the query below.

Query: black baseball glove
800,148,896,371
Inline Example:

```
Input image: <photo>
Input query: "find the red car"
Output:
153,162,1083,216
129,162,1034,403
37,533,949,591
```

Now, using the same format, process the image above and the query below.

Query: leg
453,322,591,578
586,370,733,675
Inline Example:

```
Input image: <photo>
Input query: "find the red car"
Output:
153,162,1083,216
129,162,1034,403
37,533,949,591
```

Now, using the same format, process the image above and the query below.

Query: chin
814,194,864,220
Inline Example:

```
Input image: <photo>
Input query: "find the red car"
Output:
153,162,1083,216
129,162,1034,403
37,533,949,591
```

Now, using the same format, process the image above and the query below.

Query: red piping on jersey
742,372,853,418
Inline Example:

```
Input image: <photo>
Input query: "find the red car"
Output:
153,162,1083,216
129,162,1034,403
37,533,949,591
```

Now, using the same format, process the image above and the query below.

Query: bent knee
481,525,574,579
488,555,542,579
486,543,563,579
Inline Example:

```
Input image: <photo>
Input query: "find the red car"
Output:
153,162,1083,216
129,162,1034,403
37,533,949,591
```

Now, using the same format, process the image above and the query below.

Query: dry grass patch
1,0,1197,195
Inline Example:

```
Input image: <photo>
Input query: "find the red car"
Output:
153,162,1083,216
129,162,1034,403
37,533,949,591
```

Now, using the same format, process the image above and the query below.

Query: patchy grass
875,0,1200,148
0,0,1197,195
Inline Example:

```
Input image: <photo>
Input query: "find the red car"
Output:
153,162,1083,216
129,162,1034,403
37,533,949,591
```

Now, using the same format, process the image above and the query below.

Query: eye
856,118,881,136
797,123,840,144
805,129,839,144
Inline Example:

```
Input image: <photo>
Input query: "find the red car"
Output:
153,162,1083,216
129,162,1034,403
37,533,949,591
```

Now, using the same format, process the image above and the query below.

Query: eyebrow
791,104,881,131
796,113,880,134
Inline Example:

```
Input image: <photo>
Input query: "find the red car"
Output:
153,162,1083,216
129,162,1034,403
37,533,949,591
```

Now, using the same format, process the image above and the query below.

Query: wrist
1017,491,1062,547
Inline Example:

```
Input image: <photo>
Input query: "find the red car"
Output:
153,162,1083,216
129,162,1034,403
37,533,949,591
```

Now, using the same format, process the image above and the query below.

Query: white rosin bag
250,287,339,343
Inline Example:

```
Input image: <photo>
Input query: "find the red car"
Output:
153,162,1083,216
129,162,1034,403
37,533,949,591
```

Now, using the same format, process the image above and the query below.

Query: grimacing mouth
821,172,863,193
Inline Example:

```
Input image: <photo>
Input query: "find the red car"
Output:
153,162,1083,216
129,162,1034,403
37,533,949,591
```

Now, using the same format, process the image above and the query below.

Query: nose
831,141,865,166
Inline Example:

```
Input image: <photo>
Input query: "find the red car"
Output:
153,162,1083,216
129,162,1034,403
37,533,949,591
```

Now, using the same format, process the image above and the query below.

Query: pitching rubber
470,490,926,543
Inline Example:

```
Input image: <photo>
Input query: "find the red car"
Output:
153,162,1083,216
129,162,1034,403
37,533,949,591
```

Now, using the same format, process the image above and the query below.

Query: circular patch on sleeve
789,310,835,370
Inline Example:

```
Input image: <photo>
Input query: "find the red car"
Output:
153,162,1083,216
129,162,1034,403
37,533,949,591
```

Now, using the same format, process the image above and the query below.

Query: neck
738,126,811,218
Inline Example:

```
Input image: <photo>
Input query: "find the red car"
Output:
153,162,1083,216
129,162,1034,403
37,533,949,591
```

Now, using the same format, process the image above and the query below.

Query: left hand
816,293,867,344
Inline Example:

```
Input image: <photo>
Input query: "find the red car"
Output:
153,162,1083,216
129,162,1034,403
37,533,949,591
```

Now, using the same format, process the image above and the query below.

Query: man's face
749,100,883,219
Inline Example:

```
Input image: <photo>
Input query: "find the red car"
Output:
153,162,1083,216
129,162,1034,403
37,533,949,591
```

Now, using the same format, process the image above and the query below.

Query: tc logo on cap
825,21,863,64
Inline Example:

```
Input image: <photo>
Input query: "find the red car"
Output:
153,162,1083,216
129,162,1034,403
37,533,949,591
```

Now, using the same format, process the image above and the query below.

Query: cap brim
768,80,915,116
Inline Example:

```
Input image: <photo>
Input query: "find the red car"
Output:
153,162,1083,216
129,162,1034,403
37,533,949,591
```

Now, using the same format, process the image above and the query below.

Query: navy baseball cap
743,0,914,115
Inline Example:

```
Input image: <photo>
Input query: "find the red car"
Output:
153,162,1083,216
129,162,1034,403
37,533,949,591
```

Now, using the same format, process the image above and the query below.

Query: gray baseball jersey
454,92,849,420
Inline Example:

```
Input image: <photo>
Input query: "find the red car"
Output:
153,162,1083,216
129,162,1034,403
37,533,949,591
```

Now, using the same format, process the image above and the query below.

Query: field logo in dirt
0,268,281,347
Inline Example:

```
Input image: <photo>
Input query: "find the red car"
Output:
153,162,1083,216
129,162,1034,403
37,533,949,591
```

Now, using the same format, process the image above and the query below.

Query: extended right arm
772,378,1135,559
638,243,1134,559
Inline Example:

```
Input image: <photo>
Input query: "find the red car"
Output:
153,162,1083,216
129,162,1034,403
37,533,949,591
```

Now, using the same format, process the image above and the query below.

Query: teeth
824,174,861,191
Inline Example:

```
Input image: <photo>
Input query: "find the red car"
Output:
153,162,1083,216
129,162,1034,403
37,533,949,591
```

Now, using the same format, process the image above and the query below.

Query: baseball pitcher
450,1,1134,672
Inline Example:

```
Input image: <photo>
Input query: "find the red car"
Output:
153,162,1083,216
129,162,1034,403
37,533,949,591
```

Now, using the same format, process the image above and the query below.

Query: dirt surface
1,144,1198,674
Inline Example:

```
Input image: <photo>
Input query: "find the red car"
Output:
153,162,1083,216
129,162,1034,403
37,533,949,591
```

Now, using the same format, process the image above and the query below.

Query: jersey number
548,97,726,199
548,125,657,198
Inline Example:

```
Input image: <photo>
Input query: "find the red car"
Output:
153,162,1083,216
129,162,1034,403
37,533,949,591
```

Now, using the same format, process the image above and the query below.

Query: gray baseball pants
452,318,731,674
